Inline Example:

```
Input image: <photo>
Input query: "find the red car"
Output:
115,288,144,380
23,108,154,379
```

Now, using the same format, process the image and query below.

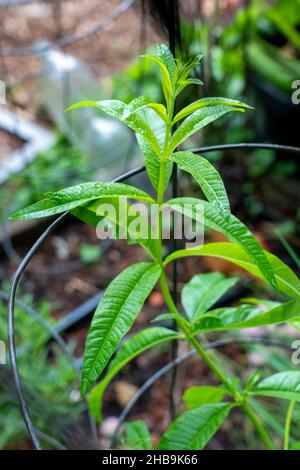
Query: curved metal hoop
8,142,300,450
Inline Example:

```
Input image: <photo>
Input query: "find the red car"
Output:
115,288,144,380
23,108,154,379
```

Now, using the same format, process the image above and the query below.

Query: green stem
156,98,174,260
284,400,295,450
242,402,274,450
160,270,273,450
155,87,273,450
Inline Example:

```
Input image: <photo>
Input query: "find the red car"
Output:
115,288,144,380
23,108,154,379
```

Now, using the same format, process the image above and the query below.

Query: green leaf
81,262,161,396
72,197,159,261
182,272,238,321
164,242,300,298
291,442,300,450
179,78,203,88
175,55,203,96
166,198,277,289
136,108,172,191
137,135,172,191
171,151,230,211
242,297,280,309
173,97,252,124
157,403,233,450
183,386,226,409
251,371,300,401
10,182,154,220
88,326,180,420
191,299,300,333
67,99,161,156
124,420,152,450
126,96,167,123
169,100,250,151
245,371,261,393
142,54,173,107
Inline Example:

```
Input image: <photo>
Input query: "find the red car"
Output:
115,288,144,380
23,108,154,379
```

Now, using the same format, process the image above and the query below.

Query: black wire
192,142,300,155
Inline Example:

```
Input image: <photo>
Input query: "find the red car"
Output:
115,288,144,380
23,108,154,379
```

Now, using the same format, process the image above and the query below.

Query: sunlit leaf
67,99,161,156
169,99,251,151
124,420,152,450
171,151,230,210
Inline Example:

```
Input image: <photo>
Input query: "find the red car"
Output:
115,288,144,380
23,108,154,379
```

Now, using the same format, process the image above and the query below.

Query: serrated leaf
192,299,300,333
169,101,249,152
183,386,226,409
67,99,161,156
166,198,276,289
157,403,232,450
173,97,251,124
164,242,300,299
10,182,154,220
171,151,230,210
81,262,161,396
251,371,300,401
182,272,238,321
88,326,180,420
124,420,152,450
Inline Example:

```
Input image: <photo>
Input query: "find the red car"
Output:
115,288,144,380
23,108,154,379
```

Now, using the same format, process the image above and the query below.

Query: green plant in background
10,45,300,450
0,291,82,449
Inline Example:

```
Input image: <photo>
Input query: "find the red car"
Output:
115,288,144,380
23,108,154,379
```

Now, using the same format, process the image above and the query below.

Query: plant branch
159,267,274,450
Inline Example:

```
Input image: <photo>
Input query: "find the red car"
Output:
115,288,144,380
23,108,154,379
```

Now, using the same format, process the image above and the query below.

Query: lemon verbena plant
11,45,300,450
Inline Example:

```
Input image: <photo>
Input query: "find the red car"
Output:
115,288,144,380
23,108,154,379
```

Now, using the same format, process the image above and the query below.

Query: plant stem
242,402,274,450
284,400,295,450
156,87,273,450
160,270,274,449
